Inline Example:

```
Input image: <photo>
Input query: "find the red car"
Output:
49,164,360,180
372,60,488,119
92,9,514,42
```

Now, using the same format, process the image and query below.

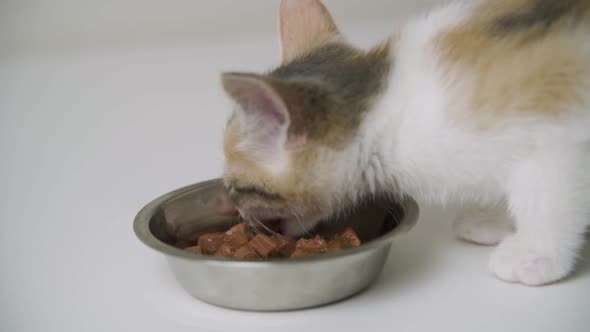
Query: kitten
220,0,590,286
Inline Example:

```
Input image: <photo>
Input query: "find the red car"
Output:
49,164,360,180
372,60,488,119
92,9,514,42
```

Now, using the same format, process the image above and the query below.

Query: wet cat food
290,236,328,258
197,233,225,254
181,223,361,260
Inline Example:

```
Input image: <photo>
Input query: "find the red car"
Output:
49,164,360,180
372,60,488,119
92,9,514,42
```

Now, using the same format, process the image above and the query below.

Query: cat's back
386,0,590,194
406,0,590,128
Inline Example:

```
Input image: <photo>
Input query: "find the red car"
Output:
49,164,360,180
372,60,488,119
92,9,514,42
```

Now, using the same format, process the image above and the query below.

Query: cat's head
221,0,392,235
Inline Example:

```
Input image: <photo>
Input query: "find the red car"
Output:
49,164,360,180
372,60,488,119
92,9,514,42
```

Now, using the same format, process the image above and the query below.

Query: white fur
235,105,290,175
225,73,293,176
226,1,590,284
339,2,590,285
453,205,513,245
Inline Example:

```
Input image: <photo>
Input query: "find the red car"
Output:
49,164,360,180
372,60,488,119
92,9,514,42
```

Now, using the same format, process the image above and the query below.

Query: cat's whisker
247,219,264,238
252,220,278,246
290,208,313,237
253,216,289,240
249,217,285,244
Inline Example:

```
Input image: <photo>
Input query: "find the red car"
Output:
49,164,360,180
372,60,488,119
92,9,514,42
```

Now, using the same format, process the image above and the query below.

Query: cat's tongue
279,217,323,237
280,219,303,237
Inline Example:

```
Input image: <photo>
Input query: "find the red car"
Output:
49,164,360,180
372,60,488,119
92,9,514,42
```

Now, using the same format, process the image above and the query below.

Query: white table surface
2,15,589,332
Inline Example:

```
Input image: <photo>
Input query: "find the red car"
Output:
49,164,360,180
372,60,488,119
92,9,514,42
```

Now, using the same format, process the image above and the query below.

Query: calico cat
220,0,590,286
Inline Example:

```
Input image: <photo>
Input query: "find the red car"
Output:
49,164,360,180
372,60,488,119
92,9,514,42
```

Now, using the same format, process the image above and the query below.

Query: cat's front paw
488,235,575,286
452,211,512,245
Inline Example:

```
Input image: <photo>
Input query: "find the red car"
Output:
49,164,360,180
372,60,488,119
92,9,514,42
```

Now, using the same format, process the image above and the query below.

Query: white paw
488,235,575,286
453,212,512,245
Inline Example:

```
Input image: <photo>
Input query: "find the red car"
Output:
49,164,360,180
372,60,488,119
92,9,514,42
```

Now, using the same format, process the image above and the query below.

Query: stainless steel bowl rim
134,179,419,264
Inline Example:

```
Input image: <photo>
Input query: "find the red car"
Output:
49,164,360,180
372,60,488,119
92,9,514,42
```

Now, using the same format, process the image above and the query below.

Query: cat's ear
221,72,291,168
279,0,343,64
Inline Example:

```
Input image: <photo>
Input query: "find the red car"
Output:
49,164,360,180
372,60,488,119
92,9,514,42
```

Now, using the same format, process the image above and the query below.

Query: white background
2,1,589,331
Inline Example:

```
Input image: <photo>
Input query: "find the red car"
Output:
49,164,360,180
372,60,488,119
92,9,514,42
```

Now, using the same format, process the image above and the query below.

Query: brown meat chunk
248,234,279,258
290,236,328,258
197,232,225,255
327,227,361,252
214,243,235,257
183,246,202,254
297,235,328,251
326,239,344,252
180,222,362,260
339,227,361,246
223,223,250,249
233,246,259,259
271,236,296,257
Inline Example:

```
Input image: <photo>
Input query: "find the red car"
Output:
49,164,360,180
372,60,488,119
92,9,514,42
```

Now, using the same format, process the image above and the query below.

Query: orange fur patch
437,0,590,121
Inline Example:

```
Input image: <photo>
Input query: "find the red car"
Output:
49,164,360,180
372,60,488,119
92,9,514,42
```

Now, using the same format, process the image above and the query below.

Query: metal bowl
133,179,419,311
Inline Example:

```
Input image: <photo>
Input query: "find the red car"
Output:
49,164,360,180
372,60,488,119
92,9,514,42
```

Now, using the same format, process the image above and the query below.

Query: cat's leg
489,149,590,286
453,205,513,245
